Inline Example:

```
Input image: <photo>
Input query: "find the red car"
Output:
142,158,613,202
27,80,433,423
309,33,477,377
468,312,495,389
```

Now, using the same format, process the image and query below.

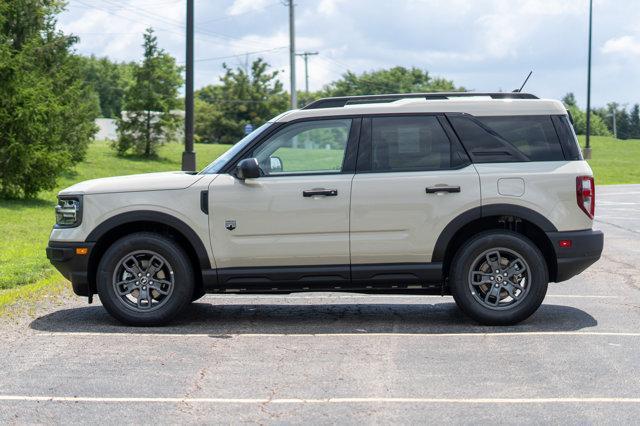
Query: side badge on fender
225,219,237,231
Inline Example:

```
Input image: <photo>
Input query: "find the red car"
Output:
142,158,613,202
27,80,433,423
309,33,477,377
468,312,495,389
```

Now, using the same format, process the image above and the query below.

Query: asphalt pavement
1,184,639,424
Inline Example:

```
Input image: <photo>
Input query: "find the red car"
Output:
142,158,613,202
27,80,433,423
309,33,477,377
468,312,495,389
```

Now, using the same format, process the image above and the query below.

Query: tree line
2,1,638,199
562,93,640,140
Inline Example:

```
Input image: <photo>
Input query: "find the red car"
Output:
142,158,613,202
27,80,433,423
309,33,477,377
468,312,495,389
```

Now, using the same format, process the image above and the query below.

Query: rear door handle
426,185,461,194
303,189,338,197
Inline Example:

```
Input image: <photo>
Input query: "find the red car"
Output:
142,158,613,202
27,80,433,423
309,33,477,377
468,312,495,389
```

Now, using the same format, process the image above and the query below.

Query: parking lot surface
1,184,640,424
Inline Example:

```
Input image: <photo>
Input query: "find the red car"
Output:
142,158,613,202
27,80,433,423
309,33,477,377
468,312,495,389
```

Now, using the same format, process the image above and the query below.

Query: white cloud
317,0,348,16
226,0,271,16
602,35,640,57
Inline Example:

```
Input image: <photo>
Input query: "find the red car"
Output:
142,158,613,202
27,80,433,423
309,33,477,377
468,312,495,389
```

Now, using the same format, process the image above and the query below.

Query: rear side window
551,115,583,160
358,116,468,172
449,115,566,163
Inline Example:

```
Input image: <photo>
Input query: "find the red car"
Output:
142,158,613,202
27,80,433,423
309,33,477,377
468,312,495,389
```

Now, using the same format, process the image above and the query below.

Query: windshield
199,122,273,174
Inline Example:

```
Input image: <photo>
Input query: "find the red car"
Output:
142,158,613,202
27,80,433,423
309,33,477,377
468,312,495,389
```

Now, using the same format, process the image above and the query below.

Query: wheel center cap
496,275,504,283
140,277,148,284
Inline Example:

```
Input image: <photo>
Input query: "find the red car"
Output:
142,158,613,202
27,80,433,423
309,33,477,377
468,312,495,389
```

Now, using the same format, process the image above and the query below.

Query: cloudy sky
58,0,640,108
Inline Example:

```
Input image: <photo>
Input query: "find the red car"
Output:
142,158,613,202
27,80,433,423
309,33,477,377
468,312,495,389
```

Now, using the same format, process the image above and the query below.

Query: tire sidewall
450,230,548,325
97,232,194,326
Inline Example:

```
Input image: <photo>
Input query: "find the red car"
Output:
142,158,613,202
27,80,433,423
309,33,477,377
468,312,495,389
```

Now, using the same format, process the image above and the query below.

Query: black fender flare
432,204,558,262
86,210,211,269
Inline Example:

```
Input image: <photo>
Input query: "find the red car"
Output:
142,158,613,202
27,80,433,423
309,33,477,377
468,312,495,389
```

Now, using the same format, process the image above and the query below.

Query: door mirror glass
235,158,261,180
269,156,283,173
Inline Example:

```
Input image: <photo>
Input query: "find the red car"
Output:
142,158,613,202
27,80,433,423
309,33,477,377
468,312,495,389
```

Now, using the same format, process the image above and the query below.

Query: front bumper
546,229,604,282
46,242,95,296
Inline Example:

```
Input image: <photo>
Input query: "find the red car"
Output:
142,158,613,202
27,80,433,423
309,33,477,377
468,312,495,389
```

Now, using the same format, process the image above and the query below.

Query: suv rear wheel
449,230,548,325
96,232,194,326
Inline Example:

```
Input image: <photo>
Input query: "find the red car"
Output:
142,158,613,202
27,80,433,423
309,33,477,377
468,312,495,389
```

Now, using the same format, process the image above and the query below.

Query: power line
296,51,319,93
193,46,287,63
73,0,272,51
196,2,282,25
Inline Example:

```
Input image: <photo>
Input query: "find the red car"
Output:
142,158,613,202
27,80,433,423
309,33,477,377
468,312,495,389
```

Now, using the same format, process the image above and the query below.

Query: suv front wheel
450,230,548,325
96,232,194,326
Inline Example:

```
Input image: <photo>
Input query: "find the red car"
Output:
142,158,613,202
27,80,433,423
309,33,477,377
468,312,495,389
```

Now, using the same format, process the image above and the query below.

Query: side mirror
235,158,261,180
269,156,283,173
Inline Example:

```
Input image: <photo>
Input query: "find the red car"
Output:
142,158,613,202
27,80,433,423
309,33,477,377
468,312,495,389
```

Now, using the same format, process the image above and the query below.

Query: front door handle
426,185,461,194
303,188,338,197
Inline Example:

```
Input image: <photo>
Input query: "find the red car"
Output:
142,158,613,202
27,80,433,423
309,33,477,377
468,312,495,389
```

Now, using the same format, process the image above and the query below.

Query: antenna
513,71,533,93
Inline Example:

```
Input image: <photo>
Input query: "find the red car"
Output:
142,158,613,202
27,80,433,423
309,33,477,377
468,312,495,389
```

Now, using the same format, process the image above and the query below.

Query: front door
209,118,359,288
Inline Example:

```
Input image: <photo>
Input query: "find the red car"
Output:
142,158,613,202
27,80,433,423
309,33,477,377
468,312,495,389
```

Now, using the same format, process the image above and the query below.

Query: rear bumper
546,229,604,282
46,241,95,296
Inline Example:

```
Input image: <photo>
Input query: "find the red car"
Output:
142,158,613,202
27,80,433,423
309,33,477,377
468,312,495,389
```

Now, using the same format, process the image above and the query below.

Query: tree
562,92,577,107
115,28,183,157
0,0,99,198
561,93,610,137
78,55,134,118
323,66,461,96
629,104,640,140
195,58,288,144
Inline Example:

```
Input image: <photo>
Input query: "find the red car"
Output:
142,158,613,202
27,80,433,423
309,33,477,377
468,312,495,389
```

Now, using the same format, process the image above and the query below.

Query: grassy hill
0,141,227,292
0,135,638,297
577,135,640,185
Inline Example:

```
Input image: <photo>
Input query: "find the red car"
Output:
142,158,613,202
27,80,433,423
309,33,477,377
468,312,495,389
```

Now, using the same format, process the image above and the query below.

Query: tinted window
251,119,351,175
449,115,566,163
478,116,565,161
369,116,455,172
552,115,583,160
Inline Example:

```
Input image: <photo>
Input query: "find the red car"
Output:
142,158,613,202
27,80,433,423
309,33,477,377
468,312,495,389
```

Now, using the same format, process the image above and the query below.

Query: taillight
576,176,595,219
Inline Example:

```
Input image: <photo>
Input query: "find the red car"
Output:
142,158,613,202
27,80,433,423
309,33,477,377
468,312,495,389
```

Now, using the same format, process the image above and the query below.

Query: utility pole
287,0,297,109
612,109,617,139
296,51,319,93
181,0,196,171
584,0,593,159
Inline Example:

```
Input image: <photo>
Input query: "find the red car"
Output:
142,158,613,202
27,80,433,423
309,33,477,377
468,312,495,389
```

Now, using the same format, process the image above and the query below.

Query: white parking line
0,395,639,404
34,331,640,338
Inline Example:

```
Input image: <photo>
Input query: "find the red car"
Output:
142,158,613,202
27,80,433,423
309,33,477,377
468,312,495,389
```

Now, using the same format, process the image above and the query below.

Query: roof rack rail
302,92,539,109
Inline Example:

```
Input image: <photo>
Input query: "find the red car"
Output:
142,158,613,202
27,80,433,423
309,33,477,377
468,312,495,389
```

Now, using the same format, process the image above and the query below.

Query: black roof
302,92,539,110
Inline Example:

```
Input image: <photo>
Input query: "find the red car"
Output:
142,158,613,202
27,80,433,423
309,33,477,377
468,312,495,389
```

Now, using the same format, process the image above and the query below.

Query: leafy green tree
561,93,610,137
115,28,183,157
78,55,134,118
0,0,99,198
323,66,461,96
195,58,288,144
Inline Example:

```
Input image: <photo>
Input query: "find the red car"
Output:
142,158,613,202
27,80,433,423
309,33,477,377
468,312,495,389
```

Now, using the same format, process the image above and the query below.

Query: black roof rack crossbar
302,92,539,109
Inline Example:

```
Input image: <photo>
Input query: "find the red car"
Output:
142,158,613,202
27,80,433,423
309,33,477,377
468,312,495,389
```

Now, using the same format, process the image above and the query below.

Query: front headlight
55,195,82,228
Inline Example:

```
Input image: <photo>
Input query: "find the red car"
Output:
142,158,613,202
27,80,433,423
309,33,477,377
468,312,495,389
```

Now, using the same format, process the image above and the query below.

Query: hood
59,171,206,195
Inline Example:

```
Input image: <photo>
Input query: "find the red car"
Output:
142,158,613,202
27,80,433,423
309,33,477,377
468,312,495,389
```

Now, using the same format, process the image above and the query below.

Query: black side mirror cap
235,158,261,180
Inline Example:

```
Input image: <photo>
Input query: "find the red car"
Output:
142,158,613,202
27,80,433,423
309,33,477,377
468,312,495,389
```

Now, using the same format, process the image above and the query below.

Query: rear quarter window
449,115,567,163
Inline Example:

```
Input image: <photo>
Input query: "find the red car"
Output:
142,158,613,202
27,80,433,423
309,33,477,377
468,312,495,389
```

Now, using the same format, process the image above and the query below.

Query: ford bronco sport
47,92,604,326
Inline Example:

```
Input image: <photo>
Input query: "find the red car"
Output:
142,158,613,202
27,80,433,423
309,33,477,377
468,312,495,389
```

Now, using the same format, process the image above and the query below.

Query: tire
96,232,194,326
449,230,548,325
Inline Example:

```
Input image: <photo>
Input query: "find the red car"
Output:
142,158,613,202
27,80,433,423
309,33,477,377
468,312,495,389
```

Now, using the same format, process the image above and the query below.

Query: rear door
349,115,481,283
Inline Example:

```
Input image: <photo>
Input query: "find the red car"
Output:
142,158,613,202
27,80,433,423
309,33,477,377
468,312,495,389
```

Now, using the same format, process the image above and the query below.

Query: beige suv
47,92,604,326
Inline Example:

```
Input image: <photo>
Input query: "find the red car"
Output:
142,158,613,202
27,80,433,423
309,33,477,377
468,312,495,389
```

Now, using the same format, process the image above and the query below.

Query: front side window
367,116,458,172
251,119,351,175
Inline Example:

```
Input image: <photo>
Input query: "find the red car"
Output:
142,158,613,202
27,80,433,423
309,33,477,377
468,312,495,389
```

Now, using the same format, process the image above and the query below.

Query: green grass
0,141,229,291
578,135,640,185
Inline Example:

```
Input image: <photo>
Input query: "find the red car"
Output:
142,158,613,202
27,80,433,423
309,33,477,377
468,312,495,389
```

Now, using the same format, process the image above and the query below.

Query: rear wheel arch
435,205,558,283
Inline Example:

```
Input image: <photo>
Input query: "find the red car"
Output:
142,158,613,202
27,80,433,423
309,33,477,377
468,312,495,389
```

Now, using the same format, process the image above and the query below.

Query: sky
58,0,640,108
